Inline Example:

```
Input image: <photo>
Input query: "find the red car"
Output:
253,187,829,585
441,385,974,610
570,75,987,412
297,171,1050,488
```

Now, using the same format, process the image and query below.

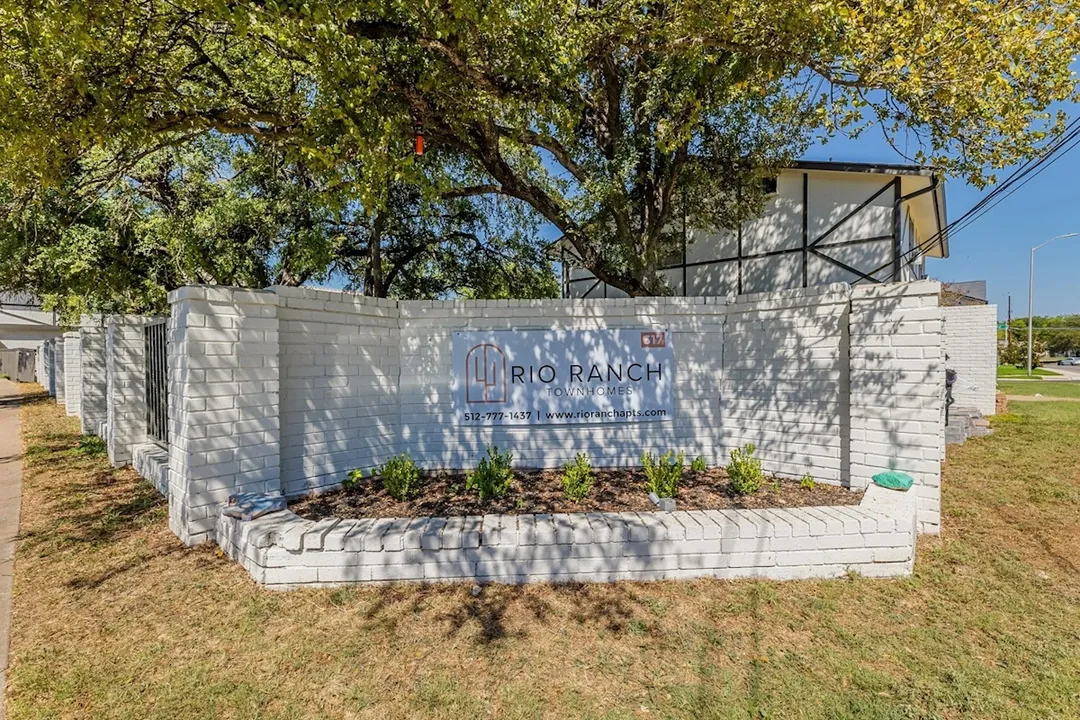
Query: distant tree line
1000,316,1080,365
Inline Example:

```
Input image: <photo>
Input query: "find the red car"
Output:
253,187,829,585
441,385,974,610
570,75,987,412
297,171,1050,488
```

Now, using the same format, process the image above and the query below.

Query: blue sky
809,118,1080,319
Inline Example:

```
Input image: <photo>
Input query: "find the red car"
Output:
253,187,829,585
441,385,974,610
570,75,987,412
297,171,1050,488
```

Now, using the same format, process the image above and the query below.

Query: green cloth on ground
872,471,914,491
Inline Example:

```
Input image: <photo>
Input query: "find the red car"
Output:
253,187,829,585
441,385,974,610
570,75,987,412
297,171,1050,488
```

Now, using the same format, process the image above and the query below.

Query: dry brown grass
6,388,1080,719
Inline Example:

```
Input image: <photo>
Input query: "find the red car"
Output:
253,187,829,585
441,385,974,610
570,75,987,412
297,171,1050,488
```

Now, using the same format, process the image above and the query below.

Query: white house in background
0,293,62,349
563,160,948,298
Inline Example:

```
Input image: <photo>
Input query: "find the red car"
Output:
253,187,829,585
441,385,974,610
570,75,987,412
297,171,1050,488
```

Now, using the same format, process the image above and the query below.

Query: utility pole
1028,232,1080,376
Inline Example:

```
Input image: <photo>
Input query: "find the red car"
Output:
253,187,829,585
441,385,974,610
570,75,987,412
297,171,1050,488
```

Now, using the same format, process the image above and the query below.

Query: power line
892,117,1080,274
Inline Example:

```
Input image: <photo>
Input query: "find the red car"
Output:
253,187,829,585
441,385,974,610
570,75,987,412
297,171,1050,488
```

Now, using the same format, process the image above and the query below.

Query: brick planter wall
162,281,945,557
218,485,916,589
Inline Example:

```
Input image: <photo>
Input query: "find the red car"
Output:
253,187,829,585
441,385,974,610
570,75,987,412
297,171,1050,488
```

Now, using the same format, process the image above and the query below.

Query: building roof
790,160,948,259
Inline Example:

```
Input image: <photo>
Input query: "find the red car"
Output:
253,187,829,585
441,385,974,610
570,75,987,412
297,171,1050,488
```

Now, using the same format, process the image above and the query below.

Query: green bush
641,449,684,498
76,435,106,456
373,453,422,501
799,473,816,490
466,445,514,501
561,453,594,502
691,455,707,473
342,469,363,491
727,444,764,495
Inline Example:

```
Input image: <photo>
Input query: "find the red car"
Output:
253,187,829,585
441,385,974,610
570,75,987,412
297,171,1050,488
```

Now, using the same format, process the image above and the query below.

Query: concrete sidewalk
0,379,24,720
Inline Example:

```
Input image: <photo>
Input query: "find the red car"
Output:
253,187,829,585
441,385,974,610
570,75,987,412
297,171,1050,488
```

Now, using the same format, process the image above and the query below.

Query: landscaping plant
466,445,514,501
342,469,363,491
561,453,594,502
373,452,422,501
800,473,816,490
691,455,707,473
641,450,684,499
727,444,764,495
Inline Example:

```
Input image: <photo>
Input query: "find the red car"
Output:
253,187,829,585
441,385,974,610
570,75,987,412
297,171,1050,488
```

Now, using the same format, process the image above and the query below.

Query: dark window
761,176,778,195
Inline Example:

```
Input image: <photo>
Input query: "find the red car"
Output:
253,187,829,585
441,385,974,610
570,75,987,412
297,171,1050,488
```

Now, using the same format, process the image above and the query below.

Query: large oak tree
2,0,1077,295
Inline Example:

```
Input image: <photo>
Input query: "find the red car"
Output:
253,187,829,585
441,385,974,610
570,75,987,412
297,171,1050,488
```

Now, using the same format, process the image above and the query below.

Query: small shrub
342,469,364,491
727,443,764,495
641,449,684,498
561,453,594,502
76,435,106,456
0,373,9,380
374,452,422,501
800,473,816,490
466,445,514,501
691,455,707,473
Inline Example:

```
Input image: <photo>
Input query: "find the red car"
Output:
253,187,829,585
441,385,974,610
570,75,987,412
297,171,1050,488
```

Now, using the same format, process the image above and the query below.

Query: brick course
79,326,108,436
62,331,82,418
106,315,155,467
942,305,997,416
217,484,917,589
167,287,282,546
163,281,946,554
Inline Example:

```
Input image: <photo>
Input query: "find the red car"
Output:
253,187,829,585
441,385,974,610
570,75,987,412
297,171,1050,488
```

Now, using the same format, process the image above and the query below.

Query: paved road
1049,364,1080,380
0,379,23,720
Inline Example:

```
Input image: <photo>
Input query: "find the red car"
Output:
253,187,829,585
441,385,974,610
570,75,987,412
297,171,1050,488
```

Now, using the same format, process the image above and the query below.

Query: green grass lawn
998,380,1080,398
997,364,1058,378
6,388,1080,720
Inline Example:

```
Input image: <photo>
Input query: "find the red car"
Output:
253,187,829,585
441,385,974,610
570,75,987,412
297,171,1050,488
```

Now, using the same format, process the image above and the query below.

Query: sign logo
640,331,666,348
464,343,507,404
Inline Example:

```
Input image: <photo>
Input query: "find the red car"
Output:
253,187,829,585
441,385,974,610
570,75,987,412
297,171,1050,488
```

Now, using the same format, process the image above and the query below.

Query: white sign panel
451,328,675,426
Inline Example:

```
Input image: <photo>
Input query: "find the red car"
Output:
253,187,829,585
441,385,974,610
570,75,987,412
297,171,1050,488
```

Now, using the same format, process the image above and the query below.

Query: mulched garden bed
290,468,864,521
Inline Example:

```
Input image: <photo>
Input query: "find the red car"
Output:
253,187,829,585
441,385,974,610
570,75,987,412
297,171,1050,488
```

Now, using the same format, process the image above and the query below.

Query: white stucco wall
942,305,998,416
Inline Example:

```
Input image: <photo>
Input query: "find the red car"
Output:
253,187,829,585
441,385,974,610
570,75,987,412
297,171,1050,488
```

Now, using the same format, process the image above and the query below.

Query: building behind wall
564,161,948,298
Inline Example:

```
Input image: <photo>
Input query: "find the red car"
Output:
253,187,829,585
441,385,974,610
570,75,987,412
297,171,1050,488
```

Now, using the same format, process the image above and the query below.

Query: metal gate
144,320,168,445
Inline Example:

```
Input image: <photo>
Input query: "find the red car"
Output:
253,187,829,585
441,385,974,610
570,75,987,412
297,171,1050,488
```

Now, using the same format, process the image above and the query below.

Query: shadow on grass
18,400,169,556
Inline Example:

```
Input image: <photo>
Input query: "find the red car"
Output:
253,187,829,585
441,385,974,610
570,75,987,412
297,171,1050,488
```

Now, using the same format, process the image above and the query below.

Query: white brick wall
40,339,56,396
106,315,153,468
167,287,282,546
398,295,728,472
276,287,400,497
849,282,944,534
217,483,917,588
62,331,82,417
79,326,108,435
720,285,849,483
35,341,45,387
53,337,66,405
942,305,998,416
166,281,946,546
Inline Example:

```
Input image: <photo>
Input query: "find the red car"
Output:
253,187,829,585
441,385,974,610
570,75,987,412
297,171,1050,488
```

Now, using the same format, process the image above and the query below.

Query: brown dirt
290,467,864,521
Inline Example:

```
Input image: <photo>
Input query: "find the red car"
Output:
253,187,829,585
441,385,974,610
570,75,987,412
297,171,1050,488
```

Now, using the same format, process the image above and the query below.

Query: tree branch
442,184,504,199
495,125,588,183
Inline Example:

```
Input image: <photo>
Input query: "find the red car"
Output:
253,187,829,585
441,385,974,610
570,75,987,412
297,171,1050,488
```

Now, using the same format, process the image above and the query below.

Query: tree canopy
1008,315,1080,357
0,137,557,321
1,0,1078,298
